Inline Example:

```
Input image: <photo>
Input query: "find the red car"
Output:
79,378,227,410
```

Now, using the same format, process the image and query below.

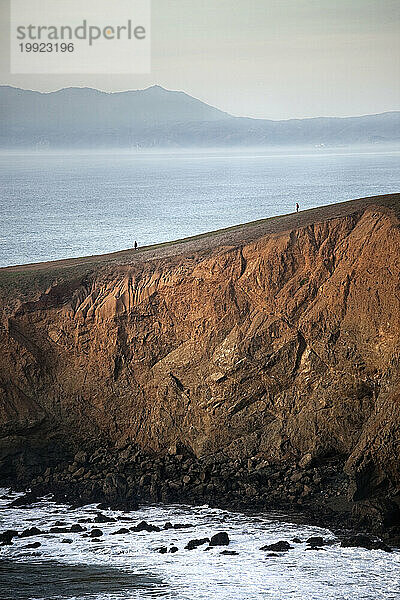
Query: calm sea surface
0,148,399,267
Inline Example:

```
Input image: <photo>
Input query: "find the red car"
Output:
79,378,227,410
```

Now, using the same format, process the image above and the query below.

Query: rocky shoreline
2,441,398,549
2,195,400,555
2,489,397,600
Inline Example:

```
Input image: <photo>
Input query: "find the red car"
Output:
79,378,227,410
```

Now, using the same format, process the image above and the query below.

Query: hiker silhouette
296,203,299,213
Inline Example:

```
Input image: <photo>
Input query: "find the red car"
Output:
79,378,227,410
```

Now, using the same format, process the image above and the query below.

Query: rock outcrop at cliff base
0,194,399,541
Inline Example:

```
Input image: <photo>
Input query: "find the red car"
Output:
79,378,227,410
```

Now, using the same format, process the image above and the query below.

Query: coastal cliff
1,194,399,541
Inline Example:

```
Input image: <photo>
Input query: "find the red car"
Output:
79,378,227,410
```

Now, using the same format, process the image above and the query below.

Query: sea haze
0,148,399,267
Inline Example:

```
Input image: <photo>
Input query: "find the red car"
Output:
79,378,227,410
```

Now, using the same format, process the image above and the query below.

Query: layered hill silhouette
1,85,399,148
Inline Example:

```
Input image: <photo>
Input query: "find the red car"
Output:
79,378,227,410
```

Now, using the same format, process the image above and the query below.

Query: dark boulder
25,541,41,549
306,536,325,547
209,532,230,547
131,521,160,533
93,512,116,523
220,550,238,555
70,524,86,533
157,546,168,554
20,527,43,538
74,451,88,465
9,492,38,508
90,528,103,538
340,534,392,552
103,473,128,497
260,541,293,552
101,473,138,510
111,528,130,535
185,538,210,550
61,538,73,544
169,546,179,553
0,530,18,545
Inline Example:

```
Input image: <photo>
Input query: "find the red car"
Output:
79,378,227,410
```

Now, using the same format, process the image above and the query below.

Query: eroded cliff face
1,197,400,532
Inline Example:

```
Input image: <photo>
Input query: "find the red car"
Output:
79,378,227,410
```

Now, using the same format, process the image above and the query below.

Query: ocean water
0,148,399,267
0,490,399,600
1,151,400,598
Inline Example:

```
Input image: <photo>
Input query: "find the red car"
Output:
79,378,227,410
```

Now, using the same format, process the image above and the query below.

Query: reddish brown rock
0,194,399,534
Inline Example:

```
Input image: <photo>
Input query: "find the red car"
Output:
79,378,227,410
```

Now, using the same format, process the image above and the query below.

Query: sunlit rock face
1,194,400,533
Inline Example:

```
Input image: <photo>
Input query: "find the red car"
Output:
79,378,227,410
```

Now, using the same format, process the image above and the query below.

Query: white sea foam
0,489,399,599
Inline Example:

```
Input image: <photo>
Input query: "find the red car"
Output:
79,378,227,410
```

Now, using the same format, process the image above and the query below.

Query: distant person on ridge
134,241,138,250
296,202,299,213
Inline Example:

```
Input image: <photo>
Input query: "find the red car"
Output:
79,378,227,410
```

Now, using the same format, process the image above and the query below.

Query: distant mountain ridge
0,85,399,148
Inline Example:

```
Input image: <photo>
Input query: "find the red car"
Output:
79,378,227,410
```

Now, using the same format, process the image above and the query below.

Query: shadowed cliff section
0,193,400,538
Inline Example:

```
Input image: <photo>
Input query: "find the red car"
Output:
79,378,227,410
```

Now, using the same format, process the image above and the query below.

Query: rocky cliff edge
1,193,399,541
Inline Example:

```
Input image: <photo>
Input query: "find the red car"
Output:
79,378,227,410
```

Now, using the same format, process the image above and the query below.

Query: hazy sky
0,0,399,119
